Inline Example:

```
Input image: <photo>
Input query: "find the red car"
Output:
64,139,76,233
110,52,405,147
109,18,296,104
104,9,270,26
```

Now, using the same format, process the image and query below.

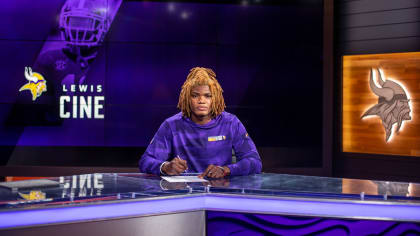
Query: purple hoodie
139,111,262,176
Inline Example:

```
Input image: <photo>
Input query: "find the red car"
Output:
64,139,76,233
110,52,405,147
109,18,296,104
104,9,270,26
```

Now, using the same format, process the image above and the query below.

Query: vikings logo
19,67,47,101
18,190,46,201
361,68,412,142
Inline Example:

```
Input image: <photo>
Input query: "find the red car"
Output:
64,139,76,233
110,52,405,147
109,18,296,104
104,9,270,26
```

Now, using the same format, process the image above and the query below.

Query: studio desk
1,173,420,235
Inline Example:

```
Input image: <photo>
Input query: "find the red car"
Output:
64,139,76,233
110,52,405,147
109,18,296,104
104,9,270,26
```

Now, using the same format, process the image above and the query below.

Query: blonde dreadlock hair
177,67,226,118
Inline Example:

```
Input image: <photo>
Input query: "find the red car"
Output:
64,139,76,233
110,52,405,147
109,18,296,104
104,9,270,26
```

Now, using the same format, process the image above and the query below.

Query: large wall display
0,0,324,167
342,52,420,156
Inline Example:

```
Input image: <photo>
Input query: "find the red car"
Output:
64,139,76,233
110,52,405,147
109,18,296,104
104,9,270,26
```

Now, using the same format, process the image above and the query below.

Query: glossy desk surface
1,173,419,211
1,173,420,229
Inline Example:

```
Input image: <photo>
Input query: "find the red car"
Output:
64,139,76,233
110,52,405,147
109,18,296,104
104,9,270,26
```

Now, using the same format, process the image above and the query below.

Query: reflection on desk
0,173,419,234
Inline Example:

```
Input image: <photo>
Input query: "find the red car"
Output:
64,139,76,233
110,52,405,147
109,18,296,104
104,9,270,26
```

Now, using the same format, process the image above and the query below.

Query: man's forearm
139,155,165,175
227,155,262,176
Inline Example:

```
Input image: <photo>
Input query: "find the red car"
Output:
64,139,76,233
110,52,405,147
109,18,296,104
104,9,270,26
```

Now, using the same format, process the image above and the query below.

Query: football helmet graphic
59,0,110,46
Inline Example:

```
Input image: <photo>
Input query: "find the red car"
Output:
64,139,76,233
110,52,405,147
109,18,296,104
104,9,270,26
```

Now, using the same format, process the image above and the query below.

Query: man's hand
198,165,230,179
162,157,188,175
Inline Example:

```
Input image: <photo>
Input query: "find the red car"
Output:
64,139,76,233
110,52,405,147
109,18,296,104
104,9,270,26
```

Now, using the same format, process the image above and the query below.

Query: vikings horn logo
18,190,46,201
361,68,412,142
19,67,47,101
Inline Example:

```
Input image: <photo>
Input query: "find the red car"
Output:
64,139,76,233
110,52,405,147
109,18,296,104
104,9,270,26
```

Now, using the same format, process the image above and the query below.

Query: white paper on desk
161,176,208,183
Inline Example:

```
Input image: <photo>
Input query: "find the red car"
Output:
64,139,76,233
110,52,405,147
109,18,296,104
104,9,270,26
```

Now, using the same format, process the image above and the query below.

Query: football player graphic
9,0,121,127
33,0,114,89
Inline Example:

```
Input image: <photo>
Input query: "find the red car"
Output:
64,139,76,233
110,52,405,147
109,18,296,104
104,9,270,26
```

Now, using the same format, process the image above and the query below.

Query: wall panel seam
337,20,420,30
339,6,420,16
339,35,420,43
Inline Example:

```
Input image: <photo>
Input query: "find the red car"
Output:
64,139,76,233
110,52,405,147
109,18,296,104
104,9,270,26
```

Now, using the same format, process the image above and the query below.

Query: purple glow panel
207,211,420,235
205,195,420,222
1,194,420,230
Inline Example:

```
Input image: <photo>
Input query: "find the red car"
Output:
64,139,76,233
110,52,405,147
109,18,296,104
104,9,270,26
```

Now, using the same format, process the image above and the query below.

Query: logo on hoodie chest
208,135,226,142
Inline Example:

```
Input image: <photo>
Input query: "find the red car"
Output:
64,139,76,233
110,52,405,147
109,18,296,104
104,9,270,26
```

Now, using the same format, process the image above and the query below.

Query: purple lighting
1,194,420,229
205,194,420,221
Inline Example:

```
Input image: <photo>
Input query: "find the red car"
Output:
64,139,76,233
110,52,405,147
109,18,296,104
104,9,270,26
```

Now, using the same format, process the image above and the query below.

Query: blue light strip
1,194,420,229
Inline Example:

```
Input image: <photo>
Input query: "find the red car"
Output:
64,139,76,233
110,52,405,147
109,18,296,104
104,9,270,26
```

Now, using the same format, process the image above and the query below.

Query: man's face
190,85,212,119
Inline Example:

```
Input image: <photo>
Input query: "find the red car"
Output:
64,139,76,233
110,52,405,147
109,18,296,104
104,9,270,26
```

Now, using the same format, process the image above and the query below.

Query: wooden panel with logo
342,52,420,156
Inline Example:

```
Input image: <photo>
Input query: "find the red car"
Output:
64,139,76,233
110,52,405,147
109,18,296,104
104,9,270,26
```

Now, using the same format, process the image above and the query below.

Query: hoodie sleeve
139,121,172,175
227,117,262,176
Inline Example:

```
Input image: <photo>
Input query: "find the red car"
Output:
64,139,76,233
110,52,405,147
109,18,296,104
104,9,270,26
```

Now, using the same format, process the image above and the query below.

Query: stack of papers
161,176,208,183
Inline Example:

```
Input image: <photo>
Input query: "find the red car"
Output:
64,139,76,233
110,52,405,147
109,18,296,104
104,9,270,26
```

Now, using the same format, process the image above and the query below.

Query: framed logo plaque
342,52,420,156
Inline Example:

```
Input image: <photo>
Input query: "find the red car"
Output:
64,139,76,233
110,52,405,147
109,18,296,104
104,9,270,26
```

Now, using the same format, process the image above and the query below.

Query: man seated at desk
139,67,262,178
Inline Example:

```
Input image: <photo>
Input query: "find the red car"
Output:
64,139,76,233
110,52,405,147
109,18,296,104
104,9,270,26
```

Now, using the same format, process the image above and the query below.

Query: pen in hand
176,155,188,173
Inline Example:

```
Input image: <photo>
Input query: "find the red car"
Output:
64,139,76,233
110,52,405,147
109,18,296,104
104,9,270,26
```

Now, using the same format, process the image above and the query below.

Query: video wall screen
0,0,323,166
